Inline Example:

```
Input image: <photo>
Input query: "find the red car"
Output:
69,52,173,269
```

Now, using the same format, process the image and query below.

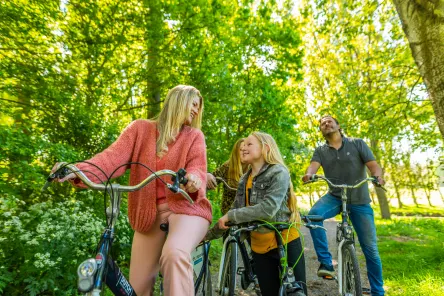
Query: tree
392,0,444,140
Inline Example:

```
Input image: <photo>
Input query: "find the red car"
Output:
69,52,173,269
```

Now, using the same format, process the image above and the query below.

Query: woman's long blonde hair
226,138,245,187
251,131,300,223
155,85,203,156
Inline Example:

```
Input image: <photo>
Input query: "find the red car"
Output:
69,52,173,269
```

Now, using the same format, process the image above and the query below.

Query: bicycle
43,162,207,296
305,174,384,296
218,215,324,296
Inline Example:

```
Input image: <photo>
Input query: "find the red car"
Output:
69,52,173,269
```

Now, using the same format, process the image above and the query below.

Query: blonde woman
51,85,211,296
206,138,248,214
214,131,306,295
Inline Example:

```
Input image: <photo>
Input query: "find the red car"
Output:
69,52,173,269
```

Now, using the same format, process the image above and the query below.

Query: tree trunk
393,180,404,208
392,0,444,139
370,140,391,219
438,187,444,204
144,0,162,118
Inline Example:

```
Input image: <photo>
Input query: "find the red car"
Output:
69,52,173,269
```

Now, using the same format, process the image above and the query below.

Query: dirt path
210,218,370,296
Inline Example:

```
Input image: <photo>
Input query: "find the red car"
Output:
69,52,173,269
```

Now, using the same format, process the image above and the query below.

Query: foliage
0,0,443,294
376,218,444,295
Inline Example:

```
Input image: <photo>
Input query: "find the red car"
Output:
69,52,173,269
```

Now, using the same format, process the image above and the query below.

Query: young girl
216,131,307,295
52,85,212,296
206,138,248,214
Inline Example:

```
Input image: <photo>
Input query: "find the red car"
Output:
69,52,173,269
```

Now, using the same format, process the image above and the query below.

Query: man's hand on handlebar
301,174,313,183
373,176,386,186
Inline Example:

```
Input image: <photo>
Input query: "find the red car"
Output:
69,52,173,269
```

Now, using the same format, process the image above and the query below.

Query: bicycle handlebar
305,174,386,191
226,215,326,234
43,163,194,203
215,177,237,191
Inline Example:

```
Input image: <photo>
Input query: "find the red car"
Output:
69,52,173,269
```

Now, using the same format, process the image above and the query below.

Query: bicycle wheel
341,243,362,296
219,241,237,296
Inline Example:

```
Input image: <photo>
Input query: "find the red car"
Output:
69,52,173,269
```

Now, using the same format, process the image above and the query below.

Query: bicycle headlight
78,258,97,277
77,259,97,292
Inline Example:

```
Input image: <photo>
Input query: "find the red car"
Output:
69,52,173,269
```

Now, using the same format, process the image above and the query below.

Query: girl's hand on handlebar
50,163,76,182
206,173,217,189
217,214,230,230
183,173,201,193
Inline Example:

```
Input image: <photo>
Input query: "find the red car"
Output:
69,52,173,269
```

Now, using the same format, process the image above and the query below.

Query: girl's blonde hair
251,131,300,223
155,85,203,156
226,138,245,187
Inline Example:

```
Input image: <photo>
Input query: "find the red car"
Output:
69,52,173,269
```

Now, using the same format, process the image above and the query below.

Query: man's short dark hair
319,115,339,126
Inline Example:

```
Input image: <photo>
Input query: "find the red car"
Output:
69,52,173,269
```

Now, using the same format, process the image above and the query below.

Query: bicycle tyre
219,241,237,296
341,243,362,296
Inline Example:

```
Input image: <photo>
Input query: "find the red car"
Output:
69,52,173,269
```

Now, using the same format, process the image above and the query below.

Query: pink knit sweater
74,119,212,233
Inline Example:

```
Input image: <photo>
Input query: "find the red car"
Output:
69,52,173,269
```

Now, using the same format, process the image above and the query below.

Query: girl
216,131,306,295
52,85,212,296
206,138,248,214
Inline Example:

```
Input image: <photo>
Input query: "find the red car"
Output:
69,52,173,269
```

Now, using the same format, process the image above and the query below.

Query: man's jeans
308,193,385,296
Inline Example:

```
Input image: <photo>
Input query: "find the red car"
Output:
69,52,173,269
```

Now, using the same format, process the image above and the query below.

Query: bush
0,194,133,295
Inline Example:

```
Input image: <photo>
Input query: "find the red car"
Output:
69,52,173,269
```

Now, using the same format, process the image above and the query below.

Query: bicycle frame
191,241,212,294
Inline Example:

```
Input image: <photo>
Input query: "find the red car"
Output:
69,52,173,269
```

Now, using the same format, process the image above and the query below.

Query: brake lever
42,165,71,191
176,187,194,204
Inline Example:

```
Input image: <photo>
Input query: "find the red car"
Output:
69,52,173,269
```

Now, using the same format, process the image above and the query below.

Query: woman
214,131,306,295
52,85,212,296
206,138,248,214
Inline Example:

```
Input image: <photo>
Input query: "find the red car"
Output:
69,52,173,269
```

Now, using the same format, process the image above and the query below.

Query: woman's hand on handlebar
217,214,230,230
206,173,217,189
183,173,202,193
50,162,76,182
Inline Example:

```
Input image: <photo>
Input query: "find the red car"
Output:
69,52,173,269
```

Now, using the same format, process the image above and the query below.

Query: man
302,115,385,296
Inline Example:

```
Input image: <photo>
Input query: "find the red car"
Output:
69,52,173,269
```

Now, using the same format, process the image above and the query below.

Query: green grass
376,217,444,295
388,205,444,217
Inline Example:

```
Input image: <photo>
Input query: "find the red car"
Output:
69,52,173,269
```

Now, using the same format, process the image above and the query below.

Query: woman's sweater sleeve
72,120,140,186
184,130,207,199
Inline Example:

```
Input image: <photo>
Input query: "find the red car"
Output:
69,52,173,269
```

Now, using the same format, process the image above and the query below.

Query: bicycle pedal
322,275,335,280
237,267,245,275
362,287,371,295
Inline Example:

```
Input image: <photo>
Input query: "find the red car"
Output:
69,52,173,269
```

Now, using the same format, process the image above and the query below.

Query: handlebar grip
42,166,71,191
225,221,237,227
310,174,319,181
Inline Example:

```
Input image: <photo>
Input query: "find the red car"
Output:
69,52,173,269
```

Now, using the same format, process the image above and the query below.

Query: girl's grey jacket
206,163,293,240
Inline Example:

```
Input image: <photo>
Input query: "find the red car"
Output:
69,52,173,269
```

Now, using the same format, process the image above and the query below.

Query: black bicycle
218,215,324,296
43,163,194,296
